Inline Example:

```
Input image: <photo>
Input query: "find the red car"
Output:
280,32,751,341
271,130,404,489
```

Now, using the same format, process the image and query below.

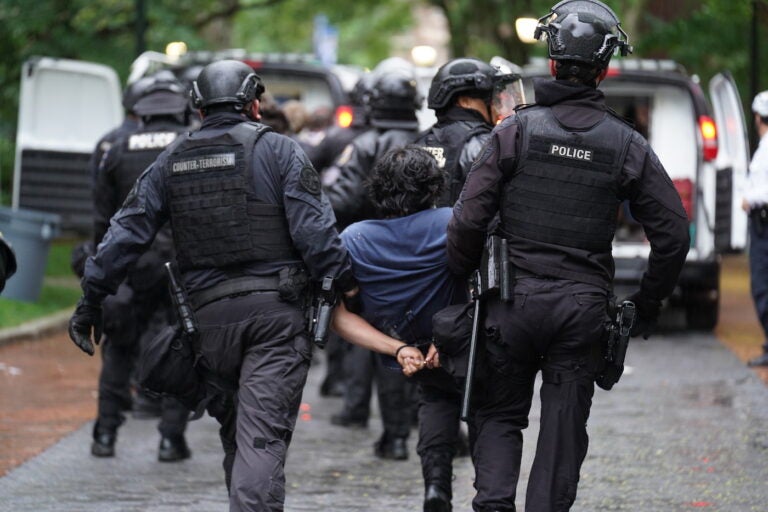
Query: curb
0,309,71,348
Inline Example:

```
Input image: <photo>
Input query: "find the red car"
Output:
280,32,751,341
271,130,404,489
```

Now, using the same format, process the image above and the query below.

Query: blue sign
313,14,338,67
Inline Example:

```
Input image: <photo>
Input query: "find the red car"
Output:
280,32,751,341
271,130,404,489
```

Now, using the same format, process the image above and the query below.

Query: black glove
68,297,103,356
624,291,661,339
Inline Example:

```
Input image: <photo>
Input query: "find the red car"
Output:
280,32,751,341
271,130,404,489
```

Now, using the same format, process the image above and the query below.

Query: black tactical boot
422,449,453,511
374,434,408,460
424,483,452,512
158,435,191,462
330,411,368,428
91,432,116,458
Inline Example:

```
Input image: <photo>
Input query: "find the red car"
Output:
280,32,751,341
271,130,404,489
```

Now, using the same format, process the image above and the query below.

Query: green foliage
641,1,753,80
638,0,762,121
231,0,413,67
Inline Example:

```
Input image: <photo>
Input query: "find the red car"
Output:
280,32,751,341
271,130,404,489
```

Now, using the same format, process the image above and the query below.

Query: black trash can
0,206,61,302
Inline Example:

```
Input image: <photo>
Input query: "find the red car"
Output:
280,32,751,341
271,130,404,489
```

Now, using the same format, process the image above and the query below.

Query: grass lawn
0,239,83,329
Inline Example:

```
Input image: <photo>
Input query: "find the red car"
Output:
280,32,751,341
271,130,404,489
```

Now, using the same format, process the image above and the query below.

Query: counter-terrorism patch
171,153,236,174
300,165,322,196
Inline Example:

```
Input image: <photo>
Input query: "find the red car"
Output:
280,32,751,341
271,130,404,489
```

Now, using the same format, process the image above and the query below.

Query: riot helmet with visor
489,56,526,124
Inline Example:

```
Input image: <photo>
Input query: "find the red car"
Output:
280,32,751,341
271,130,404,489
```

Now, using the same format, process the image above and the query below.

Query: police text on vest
549,144,593,162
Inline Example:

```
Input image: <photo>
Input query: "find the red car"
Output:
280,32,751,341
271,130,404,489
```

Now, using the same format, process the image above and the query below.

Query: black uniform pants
417,369,463,496
196,291,311,512
471,277,607,512
96,282,188,438
321,331,346,390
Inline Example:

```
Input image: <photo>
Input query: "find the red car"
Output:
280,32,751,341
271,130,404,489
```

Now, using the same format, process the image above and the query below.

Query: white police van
12,57,124,231
522,58,750,330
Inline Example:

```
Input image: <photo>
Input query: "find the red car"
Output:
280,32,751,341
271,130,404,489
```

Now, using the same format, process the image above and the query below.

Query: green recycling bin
0,206,61,302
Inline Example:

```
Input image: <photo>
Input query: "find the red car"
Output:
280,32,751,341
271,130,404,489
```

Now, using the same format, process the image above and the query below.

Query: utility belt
189,275,280,311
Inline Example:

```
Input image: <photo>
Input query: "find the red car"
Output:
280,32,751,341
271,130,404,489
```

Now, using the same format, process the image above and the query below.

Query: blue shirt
340,207,468,342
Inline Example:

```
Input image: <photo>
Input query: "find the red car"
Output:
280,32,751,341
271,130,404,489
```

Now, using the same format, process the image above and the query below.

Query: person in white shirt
743,91,768,367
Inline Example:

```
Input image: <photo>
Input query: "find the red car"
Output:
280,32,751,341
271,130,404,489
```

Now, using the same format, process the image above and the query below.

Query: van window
602,83,697,181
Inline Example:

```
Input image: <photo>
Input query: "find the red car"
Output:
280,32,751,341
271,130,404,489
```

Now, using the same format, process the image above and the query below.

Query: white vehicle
522,58,750,330
13,57,124,232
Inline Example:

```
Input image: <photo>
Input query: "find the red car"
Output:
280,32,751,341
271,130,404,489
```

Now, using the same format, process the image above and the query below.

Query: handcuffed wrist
394,344,409,359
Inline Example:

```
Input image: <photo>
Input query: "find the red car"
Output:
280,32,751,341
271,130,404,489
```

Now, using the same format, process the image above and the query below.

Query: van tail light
699,115,718,161
335,105,353,128
673,178,694,220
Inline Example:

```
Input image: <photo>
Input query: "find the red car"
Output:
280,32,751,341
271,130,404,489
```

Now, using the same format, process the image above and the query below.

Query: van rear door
709,71,749,252
13,57,123,234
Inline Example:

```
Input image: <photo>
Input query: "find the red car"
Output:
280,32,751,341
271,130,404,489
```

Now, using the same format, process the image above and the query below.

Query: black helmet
190,60,265,111
369,71,421,111
132,72,188,117
122,77,154,114
349,72,374,107
368,70,421,130
534,0,632,69
427,58,496,111
368,58,422,129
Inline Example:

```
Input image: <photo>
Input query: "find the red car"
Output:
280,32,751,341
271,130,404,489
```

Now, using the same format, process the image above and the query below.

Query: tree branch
193,0,287,29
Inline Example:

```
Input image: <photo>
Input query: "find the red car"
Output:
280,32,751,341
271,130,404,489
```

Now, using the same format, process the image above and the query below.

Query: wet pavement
0,254,767,511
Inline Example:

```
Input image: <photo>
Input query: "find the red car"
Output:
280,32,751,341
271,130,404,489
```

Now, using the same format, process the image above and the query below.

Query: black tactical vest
115,126,182,205
415,121,490,206
163,123,299,271
500,106,633,253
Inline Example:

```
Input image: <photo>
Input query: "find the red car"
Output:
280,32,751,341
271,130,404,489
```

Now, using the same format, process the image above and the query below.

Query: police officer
324,58,422,228
744,91,768,367
308,72,373,179
415,57,498,206
411,57,526,512
68,59,358,511
446,1,690,510
70,78,154,277
89,73,192,461
324,59,421,460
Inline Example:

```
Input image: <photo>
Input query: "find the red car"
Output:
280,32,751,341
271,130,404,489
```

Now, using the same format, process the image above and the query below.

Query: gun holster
751,206,768,236
307,276,336,349
593,299,636,391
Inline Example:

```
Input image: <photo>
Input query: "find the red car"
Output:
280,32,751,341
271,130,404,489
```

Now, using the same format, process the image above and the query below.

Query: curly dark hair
366,145,445,218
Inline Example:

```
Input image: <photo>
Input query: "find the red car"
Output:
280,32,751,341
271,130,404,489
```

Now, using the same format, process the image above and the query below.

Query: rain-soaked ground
0,254,767,511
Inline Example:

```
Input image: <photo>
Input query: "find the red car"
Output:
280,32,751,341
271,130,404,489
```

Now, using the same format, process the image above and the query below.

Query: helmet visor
491,78,525,124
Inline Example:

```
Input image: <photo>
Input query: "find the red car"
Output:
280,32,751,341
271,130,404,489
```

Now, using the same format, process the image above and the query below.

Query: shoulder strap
228,122,272,151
